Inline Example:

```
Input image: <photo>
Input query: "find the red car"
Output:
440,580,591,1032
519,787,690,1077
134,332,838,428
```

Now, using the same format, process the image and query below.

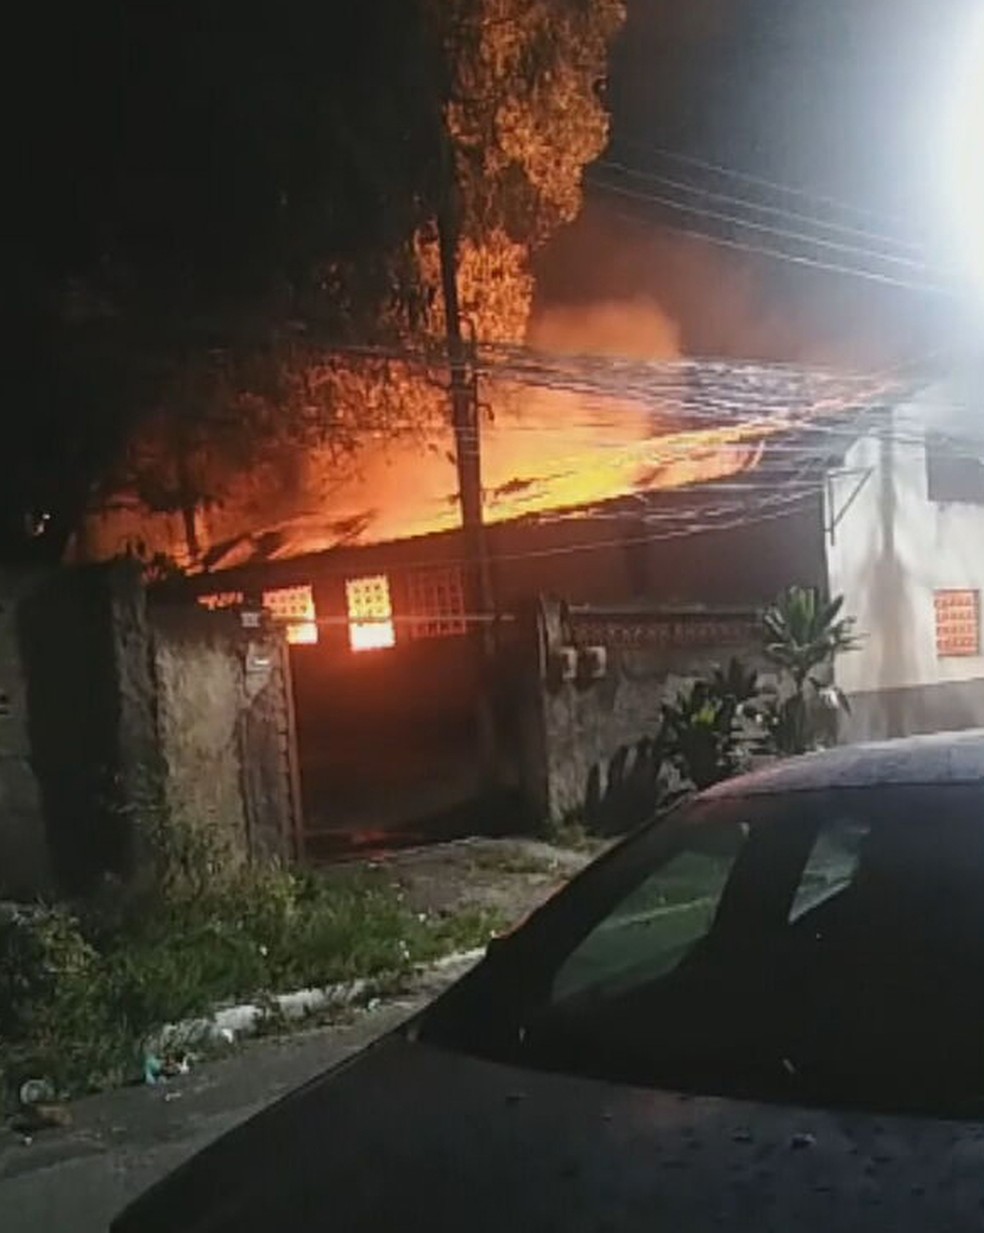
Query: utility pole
436,214,494,618
436,127,498,782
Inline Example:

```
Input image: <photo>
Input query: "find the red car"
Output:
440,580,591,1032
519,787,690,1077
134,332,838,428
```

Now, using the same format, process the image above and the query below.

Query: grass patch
467,846,557,877
547,815,611,856
0,866,504,1110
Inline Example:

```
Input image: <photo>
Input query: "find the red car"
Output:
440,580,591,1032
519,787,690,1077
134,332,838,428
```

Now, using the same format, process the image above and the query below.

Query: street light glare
944,4,984,296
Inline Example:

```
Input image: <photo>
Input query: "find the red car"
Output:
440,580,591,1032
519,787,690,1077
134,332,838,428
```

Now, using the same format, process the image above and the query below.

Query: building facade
827,370,984,739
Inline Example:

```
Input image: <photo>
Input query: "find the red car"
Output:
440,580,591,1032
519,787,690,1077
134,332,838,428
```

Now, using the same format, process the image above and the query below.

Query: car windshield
420,783,984,1118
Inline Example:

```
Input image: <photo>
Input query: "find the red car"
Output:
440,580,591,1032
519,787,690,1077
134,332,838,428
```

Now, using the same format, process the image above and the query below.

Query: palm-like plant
761,586,860,754
763,587,860,687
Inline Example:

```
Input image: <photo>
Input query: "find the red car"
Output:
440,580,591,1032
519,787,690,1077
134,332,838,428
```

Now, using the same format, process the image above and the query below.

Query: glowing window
406,566,467,639
934,589,980,658
264,584,318,645
198,591,244,611
346,575,395,652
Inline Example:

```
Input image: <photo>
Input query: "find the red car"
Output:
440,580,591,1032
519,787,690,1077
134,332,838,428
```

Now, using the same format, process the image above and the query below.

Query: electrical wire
594,158,928,258
588,175,948,280
595,201,957,297
222,484,831,585
611,134,915,231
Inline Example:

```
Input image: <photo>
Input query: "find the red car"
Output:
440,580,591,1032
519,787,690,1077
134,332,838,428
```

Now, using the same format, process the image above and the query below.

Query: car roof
700,729,984,799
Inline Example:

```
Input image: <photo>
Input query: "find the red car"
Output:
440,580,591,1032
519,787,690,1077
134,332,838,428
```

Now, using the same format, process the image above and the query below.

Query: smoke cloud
531,197,937,371
527,297,681,360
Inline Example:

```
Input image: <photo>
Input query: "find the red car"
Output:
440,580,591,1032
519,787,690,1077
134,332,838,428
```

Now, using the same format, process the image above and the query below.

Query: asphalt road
1,998,421,1233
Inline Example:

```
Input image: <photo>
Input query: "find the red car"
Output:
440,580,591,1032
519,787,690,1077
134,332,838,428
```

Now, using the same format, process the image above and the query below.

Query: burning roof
74,354,900,572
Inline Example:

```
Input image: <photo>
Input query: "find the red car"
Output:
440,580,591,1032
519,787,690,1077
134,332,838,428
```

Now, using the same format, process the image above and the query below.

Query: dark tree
3,1,622,563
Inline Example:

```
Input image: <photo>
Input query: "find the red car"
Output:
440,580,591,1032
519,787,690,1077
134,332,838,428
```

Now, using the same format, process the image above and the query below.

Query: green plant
0,865,504,1111
760,587,860,755
762,587,860,690
659,658,762,791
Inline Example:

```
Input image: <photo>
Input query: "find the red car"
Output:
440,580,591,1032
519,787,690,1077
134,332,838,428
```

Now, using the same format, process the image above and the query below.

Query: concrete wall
826,372,984,740
13,564,147,897
538,600,769,826
0,562,295,902
0,571,51,898
150,604,295,866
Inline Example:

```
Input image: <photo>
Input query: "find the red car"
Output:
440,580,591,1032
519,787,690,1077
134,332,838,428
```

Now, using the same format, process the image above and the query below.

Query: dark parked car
114,731,984,1231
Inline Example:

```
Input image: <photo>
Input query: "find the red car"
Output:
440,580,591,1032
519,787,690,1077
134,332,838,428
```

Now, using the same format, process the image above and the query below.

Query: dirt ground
344,835,604,927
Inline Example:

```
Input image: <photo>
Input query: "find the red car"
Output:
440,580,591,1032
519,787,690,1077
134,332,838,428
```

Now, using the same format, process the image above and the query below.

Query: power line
197,487,827,583
611,134,914,231
598,200,956,297
589,174,945,279
594,158,926,257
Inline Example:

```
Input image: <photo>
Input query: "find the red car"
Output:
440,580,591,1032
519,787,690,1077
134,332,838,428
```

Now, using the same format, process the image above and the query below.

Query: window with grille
406,566,467,639
934,589,980,658
198,585,318,643
263,584,318,645
346,575,395,651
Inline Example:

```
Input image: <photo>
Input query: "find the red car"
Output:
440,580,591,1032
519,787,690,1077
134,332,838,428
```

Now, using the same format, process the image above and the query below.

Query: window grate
934,589,980,658
406,567,467,639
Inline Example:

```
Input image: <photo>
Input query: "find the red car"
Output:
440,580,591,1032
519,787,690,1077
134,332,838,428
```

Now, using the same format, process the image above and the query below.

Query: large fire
76,390,772,570
74,288,797,569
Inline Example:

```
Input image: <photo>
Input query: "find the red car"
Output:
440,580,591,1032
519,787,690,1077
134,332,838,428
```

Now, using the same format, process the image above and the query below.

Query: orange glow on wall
198,591,243,611
199,586,319,643
406,566,467,639
346,575,395,652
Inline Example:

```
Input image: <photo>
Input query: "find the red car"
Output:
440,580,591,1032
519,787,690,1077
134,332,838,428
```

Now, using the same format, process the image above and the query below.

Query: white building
827,367,984,740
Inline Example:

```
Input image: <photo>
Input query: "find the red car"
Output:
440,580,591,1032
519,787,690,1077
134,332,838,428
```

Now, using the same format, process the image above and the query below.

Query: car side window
551,823,747,1004
788,815,869,923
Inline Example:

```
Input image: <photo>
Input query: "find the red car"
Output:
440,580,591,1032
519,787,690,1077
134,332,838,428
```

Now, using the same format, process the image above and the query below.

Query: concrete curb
150,946,486,1055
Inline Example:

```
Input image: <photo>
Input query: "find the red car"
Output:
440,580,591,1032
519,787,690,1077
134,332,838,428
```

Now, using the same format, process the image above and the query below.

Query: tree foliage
7,2,624,562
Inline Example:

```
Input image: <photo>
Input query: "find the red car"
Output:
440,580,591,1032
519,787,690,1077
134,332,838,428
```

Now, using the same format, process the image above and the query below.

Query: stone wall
0,562,297,902
0,570,51,898
537,598,767,827
149,604,296,865
13,563,144,897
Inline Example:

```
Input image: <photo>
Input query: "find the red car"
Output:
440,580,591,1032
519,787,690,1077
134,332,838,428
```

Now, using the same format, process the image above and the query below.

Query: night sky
611,0,955,220
536,0,974,362
2,0,977,555
8,1,972,351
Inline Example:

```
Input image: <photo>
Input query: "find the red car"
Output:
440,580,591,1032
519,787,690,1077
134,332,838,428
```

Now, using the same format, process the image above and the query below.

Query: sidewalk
2,979,444,1232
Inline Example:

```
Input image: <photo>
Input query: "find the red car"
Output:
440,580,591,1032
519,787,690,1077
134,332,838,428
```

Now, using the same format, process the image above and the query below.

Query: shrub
0,865,503,1110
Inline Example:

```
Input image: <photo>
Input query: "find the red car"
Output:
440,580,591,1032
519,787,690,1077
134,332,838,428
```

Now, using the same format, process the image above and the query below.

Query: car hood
113,1031,984,1232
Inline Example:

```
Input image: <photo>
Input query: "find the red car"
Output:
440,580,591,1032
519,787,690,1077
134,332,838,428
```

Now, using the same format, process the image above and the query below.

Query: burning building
77,349,892,855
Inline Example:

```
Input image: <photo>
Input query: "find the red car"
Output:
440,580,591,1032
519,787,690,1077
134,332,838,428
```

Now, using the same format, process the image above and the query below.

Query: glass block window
346,575,395,651
406,566,467,639
264,584,318,645
934,589,980,658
